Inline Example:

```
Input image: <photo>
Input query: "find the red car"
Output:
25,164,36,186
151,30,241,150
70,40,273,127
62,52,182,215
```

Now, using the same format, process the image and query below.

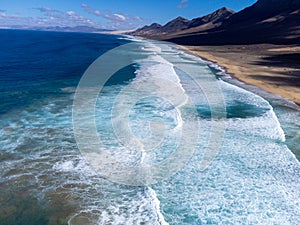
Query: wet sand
183,44,300,106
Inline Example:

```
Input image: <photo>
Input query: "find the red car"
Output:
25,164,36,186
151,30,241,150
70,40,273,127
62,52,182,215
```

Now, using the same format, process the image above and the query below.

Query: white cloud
113,14,126,21
133,16,143,22
0,4,150,30
0,11,6,17
34,7,100,27
0,7,102,29
81,3,149,29
81,4,102,17
177,0,188,9
66,11,76,16
35,7,50,12
94,10,101,16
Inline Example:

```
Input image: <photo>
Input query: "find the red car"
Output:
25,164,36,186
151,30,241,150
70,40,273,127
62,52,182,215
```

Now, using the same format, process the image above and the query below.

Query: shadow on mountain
131,0,300,46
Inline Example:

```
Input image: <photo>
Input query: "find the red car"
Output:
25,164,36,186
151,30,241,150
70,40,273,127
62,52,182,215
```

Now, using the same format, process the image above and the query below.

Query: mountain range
130,0,300,45
0,25,113,33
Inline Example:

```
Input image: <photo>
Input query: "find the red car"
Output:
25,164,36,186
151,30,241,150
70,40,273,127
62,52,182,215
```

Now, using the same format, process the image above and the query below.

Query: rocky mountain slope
130,0,300,45
130,7,235,38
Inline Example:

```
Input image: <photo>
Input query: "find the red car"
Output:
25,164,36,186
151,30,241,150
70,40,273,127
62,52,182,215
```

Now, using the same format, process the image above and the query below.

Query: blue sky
0,0,257,30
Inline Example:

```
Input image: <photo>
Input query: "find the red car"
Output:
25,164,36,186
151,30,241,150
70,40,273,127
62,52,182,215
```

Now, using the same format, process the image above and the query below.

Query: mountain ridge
130,7,235,38
130,0,300,45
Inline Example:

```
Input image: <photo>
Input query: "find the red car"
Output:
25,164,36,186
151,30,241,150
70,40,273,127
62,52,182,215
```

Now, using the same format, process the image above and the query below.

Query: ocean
0,29,299,225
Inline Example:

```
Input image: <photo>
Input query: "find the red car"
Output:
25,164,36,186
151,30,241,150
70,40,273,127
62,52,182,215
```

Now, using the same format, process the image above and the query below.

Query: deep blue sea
0,29,299,225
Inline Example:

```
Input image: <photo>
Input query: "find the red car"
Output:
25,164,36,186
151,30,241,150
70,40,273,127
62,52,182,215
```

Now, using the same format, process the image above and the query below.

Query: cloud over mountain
177,0,188,9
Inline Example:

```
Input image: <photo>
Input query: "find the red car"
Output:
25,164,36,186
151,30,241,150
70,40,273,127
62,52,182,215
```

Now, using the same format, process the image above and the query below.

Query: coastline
181,44,300,107
178,43,300,160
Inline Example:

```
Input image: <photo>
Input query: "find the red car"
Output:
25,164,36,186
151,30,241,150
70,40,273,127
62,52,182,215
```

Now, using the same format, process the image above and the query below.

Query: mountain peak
225,0,300,25
158,16,190,33
175,16,188,20
133,22,162,34
149,23,162,28
218,7,235,13
170,16,190,23
130,0,300,45
187,6,235,28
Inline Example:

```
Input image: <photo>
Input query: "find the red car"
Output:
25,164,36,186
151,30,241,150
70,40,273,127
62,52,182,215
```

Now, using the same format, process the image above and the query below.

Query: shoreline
126,34,300,109
177,43,300,160
181,44,300,108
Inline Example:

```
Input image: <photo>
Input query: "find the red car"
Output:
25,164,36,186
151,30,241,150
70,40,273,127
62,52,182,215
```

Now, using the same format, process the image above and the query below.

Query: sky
0,0,257,30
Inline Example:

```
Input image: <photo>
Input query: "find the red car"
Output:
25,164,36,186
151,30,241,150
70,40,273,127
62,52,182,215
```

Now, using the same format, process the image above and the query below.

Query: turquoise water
0,30,299,225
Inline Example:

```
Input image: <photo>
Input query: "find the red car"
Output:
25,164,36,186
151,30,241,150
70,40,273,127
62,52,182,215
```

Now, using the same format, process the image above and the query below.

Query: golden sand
183,44,300,106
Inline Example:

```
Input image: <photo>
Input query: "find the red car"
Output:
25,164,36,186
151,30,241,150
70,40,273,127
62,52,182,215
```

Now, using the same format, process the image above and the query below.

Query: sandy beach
183,44,300,106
